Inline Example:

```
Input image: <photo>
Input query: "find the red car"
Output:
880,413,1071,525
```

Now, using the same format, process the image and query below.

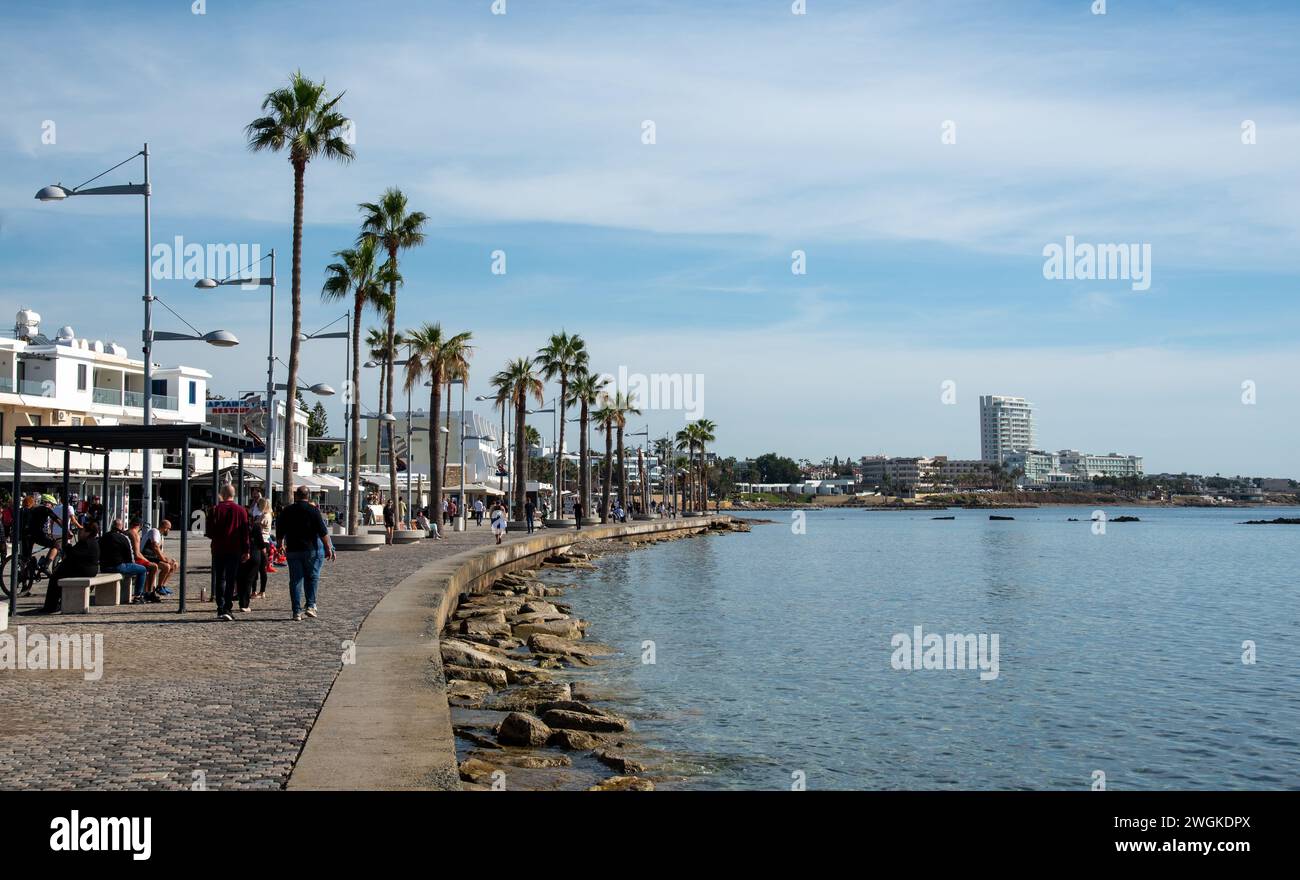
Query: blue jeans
114,562,149,598
287,546,324,615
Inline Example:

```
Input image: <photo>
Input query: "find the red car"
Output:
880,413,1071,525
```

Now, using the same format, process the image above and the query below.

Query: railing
0,377,11,393
16,379,52,397
93,386,122,405
123,390,145,408
153,393,178,411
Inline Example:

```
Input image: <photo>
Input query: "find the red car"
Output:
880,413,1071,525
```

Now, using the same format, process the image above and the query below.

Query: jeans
287,546,324,615
114,562,149,598
526,514,535,534
211,552,241,616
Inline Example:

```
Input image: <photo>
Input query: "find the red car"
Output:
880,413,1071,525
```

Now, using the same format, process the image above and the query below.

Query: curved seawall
287,516,730,790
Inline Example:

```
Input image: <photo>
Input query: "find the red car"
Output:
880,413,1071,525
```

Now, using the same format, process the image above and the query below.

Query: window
77,364,88,391
188,381,197,405
152,379,166,395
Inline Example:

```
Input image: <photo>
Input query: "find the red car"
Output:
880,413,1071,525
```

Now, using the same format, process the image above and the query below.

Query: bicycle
0,544,55,599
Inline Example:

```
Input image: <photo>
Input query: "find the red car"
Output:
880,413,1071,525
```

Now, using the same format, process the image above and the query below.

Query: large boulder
588,776,654,791
541,708,630,733
440,639,533,675
485,682,572,713
471,750,572,769
443,665,509,689
461,612,511,638
458,757,501,785
548,729,608,750
594,750,646,774
513,619,584,640
527,634,613,657
496,711,552,747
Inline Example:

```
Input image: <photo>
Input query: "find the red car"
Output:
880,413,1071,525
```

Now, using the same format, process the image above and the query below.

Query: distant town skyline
2,1,1297,475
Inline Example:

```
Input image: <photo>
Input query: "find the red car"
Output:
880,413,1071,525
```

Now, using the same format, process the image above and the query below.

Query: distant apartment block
1056,449,1143,479
979,395,1035,463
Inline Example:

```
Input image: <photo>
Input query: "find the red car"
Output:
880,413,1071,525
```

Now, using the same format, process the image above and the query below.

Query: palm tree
404,323,473,522
692,419,717,512
653,437,674,513
246,71,354,503
491,358,544,520
534,332,588,501
675,428,696,513
593,400,618,523
566,371,606,522
358,188,428,521
611,392,641,515
321,238,395,533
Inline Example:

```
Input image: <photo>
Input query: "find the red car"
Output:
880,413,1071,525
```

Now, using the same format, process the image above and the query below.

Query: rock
454,604,514,620
528,634,614,657
484,682,572,712
443,665,509,689
514,619,584,640
548,729,608,750
594,750,646,774
588,776,654,791
541,708,630,733
457,634,524,650
462,613,512,638
543,587,566,597
520,600,561,616
471,750,572,769
458,757,500,784
441,639,534,675
507,667,555,685
1111,515,1141,523
496,711,552,747
454,728,502,749
509,611,571,626
446,679,495,701
535,699,607,716
536,657,564,669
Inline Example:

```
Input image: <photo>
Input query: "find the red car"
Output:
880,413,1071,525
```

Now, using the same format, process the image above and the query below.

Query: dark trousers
212,552,241,616
526,514,535,534
237,546,264,609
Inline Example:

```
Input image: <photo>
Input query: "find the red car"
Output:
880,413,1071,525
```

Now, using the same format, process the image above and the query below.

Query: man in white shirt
473,498,485,526
142,519,178,592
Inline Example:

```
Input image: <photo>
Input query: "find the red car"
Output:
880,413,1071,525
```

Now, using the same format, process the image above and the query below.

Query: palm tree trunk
699,445,707,512
348,299,363,534
637,447,646,514
578,404,589,520
429,366,442,520
386,247,399,524
601,425,612,523
616,425,626,513
557,377,568,499
442,381,452,489
513,396,527,520
283,159,306,505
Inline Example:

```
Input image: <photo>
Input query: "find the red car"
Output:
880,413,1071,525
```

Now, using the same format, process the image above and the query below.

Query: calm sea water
550,507,1300,790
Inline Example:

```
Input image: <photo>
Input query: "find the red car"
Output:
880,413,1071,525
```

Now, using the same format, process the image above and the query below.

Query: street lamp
627,426,650,516
528,401,557,518
297,314,351,529
38,145,157,522
198,250,276,506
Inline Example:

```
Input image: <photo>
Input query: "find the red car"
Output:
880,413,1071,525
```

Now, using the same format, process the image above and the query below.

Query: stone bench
391,529,424,544
59,573,124,614
332,534,386,551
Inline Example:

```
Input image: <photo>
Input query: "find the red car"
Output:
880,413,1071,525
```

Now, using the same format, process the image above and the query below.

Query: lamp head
35,185,70,201
202,330,240,347
194,278,219,289
309,383,335,396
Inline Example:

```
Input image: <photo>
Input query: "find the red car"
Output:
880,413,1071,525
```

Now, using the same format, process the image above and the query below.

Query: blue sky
2,0,1299,475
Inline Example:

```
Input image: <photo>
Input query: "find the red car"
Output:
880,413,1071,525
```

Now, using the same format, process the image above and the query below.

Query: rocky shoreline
444,517,752,791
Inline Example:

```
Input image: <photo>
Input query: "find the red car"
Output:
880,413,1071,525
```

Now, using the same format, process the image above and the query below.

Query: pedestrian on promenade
100,519,151,604
473,498,484,525
276,485,336,621
206,484,250,621
490,501,507,545
382,497,396,544
525,498,536,534
25,521,100,615
573,501,583,531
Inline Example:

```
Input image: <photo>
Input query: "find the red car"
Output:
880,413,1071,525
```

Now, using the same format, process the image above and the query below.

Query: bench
59,573,124,614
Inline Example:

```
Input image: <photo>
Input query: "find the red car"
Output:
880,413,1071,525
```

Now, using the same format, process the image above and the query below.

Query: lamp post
528,402,556,517
627,426,650,516
38,145,156,521
198,250,276,517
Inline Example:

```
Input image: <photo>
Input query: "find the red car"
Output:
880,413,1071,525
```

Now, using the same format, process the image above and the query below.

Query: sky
2,0,1298,476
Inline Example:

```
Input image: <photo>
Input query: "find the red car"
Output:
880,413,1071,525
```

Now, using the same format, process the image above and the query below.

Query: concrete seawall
288,516,729,790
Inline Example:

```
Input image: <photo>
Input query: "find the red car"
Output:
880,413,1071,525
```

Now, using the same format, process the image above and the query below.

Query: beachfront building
979,395,1035,463
359,409,503,497
1057,449,1144,479
932,457,997,488
1002,449,1060,485
203,396,326,494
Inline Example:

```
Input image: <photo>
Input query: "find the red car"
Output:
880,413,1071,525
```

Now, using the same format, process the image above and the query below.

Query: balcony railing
122,390,178,411
93,386,122,405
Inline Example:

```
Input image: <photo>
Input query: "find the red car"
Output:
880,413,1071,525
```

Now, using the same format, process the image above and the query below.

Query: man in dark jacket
276,486,335,621
100,519,153,604
26,521,101,614
206,484,250,621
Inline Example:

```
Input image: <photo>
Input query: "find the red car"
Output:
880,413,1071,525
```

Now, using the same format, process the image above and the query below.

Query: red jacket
206,499,250,556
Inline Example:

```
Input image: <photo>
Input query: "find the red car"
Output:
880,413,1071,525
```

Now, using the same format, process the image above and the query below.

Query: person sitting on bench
25,521,101,615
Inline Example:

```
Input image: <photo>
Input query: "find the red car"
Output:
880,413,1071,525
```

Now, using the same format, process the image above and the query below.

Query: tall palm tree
673,454,691,514
358,188,428,520
653,437,674,513
442,356,470,491
321,238,396,533
612,392,641,516
491,358,544,520
404,323,473,521
534,332,588,501
675,427,696,513
693,418,717,512
593,399,618,523
246,71,354,503
566,371,606,522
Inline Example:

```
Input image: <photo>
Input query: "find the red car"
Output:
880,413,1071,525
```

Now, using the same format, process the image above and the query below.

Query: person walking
572,500,584,531
524,498,536,534
206,484,250,621
25,521,101,615
490,501,507,545
382,497,396,545
276,485,336,621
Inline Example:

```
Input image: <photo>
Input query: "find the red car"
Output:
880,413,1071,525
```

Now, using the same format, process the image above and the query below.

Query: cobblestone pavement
0,522,543,790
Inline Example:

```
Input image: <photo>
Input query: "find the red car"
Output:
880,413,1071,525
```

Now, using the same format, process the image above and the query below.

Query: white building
360,409,502,488
1057,449,1143,479
979,395,1035,463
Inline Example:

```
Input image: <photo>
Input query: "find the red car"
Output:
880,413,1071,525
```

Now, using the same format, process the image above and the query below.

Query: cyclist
22,494,61,580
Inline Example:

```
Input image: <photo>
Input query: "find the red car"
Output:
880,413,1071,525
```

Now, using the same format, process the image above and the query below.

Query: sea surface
548,506,1300,790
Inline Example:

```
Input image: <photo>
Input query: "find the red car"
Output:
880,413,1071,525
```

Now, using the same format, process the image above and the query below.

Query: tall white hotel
979,395,1035,463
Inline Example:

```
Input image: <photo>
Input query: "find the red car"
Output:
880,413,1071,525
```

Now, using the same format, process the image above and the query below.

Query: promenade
0,522,537,790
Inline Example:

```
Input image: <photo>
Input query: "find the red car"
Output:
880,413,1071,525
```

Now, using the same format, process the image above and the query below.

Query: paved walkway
0,521,546,790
